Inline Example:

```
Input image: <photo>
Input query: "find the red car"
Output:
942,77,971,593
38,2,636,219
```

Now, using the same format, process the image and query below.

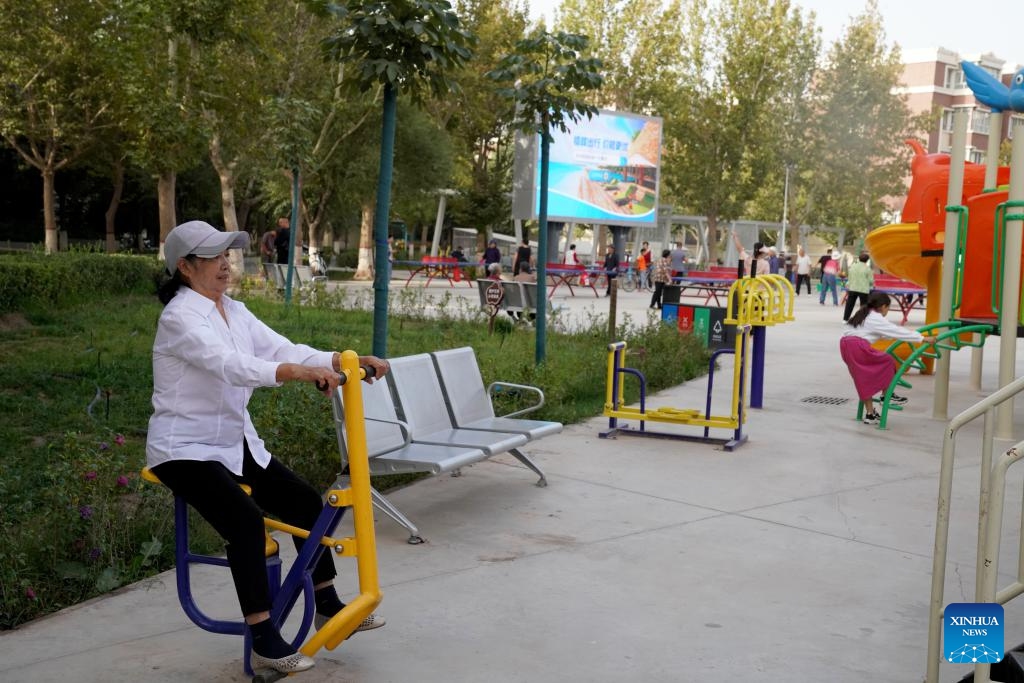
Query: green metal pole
535,119,550,366
284,166,299,305
372,84,398,358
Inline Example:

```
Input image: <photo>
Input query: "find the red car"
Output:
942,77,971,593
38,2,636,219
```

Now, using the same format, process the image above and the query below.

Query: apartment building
894,47,1020,164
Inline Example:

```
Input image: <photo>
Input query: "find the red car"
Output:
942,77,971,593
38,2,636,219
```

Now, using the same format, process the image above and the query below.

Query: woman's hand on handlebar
306,366,342,396
358,355,390,383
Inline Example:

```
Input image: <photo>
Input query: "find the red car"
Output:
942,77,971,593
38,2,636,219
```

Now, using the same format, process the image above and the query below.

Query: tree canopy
0,0,929,264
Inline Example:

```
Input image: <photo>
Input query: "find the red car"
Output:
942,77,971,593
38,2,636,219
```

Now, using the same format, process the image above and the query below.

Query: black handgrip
315,365,377,391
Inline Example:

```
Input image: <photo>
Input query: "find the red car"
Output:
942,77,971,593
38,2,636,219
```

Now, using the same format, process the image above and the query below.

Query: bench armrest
364,415,413,446
488,381,545,418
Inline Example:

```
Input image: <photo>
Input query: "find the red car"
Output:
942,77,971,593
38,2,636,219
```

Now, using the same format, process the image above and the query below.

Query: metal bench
387,354,530,458
332,377,486,544
430,347,561,468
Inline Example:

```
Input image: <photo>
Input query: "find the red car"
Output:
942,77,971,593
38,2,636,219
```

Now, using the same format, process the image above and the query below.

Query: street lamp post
778,163,792,251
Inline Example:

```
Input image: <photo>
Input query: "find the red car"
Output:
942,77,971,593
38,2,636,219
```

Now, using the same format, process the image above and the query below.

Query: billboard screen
512,109,663,226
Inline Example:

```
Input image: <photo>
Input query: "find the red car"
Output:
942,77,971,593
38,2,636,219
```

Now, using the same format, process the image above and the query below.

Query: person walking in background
669,243,687,278
732,232,769,277
794,246,812,295
819,250,841,306
273,217,291,265
602,244,619,296
840,291,936,425
513,238,532,277
637,241,651,290
260,226,277,262
767,247,780,274
649,248,672,309
386,236,394,281
483,239,501,273
842,253,874,321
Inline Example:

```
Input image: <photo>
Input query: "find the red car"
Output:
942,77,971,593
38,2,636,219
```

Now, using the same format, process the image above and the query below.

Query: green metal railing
855,321,994,429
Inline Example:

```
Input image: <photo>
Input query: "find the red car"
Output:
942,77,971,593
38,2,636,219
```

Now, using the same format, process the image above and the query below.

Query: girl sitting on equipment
840,291,936,425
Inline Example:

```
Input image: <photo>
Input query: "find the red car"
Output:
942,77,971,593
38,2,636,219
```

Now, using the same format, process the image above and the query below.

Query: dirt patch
0,312,31,332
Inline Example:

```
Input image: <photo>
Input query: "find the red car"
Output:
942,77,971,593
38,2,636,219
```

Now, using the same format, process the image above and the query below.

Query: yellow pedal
651,407,701,419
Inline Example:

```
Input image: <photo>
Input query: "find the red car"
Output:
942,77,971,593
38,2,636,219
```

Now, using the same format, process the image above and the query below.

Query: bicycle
618,265,652,293
142,353,381,683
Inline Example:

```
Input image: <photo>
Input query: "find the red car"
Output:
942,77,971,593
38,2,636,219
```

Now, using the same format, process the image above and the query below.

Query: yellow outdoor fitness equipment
600,274,795,450
141,350,381,683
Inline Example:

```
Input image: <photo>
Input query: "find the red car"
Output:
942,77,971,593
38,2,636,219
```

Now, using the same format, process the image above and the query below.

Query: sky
526,0,1023,68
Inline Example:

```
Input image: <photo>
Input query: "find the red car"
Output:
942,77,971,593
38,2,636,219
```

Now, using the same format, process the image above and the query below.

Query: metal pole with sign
485,281,504,335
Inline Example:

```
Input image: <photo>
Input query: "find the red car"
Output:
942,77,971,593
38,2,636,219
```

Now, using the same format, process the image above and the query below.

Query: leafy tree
800,2,919,240
319,0,474,357
488,30,603,364
555,0,685,113
442,0,532,248
0,0,118,253
118,0,218,250
657,0,816,265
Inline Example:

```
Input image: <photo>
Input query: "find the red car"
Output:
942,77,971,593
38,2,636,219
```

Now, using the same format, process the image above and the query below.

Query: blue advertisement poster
529,110,663,226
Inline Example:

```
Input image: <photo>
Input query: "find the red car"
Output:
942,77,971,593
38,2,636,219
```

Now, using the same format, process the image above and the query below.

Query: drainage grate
800,395,850,406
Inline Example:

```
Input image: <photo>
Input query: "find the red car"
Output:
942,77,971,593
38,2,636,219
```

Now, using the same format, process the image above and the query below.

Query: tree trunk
300,189,329,273
788,222,801,253
105,160,125,254
42,166,58,254
209,134,244,275
706,214,720,265
354,200,374,280
157,170,177,257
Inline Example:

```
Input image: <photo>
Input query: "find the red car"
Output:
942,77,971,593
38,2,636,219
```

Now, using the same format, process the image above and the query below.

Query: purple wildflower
116,475,129,488
79,505,93,520
25,588,36,600
83,471,98,481
89,548,102,561
99,442,109,451
114,434,125,446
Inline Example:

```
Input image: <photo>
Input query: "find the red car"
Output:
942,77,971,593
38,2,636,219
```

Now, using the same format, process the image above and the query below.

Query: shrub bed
0,283,709,629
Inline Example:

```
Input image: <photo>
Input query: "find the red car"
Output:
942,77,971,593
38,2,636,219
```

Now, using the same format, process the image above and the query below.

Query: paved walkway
4,281,1024,683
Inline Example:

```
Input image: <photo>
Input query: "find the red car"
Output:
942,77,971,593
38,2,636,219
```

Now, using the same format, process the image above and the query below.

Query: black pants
152,443,336,616
650,281,665,308
843,290,869,321
796,273,811,294
606,275,616,295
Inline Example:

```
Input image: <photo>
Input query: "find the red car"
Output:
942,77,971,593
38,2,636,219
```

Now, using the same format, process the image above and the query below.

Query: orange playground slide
863,222,942,325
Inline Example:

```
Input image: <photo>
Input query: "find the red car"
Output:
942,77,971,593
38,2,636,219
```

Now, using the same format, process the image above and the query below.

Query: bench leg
509,448,547,487
370,486,425,545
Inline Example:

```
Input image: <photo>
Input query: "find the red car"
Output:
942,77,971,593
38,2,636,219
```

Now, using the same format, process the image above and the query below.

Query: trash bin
662,303,734,350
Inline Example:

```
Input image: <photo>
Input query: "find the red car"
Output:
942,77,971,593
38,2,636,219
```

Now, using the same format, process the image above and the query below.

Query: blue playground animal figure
961,60,1024,113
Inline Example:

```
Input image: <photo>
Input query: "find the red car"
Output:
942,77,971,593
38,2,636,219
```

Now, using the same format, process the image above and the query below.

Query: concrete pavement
4,280,1024,683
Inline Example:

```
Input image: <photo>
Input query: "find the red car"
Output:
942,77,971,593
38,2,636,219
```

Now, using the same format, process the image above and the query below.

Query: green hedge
0,254,163,313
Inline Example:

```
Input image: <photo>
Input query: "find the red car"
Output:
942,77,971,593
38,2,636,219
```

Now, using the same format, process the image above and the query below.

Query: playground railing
863,321,993,429
925,372,1024,683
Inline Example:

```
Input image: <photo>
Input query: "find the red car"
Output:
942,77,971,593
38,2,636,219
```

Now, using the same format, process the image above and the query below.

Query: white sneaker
314,611,386,633
862,412,880,425
250,650,315,674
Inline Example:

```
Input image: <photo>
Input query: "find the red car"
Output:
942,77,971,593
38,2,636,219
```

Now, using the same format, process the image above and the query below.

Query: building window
1010,115,1024,140
941,109,955,132
968,149,984,164
971,109,990,134
944,65,965,89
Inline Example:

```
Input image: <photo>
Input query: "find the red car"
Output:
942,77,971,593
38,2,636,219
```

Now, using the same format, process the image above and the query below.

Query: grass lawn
0,287,709,628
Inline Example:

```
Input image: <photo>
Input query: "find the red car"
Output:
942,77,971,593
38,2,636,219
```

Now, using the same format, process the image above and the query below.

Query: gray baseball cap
164,220,249,275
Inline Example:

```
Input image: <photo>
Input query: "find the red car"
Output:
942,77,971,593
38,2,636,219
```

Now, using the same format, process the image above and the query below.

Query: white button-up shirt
842,310,923,343
146,287,335,475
